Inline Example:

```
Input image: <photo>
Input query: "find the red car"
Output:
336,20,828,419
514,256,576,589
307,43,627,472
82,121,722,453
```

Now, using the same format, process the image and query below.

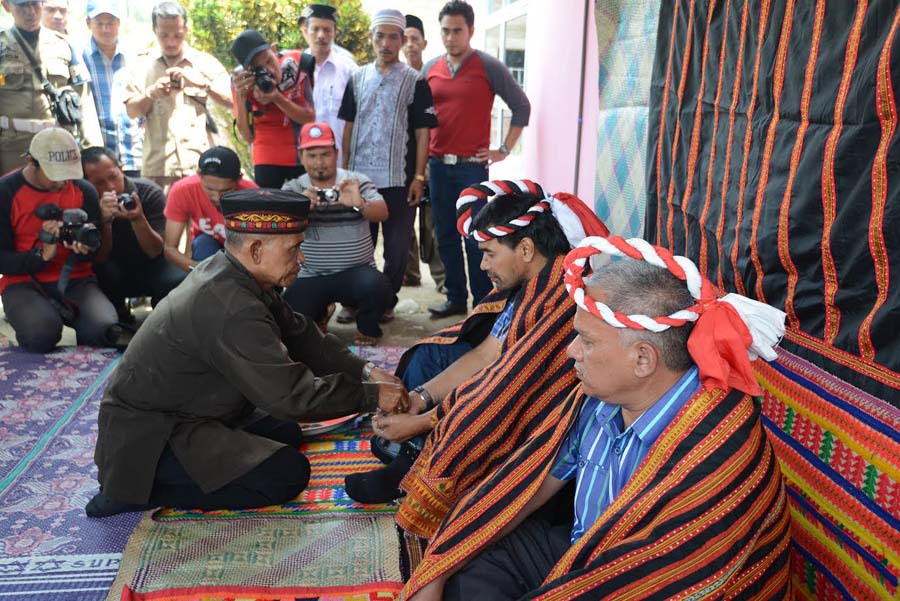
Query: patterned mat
153,422,398,521
757,349,900,600
0,345,140,601
109,512,402,601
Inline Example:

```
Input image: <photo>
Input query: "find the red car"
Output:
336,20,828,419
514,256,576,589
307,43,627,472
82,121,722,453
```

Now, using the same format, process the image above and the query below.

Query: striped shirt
552,366,701,543
490,300,515,341
82,38,143,171
282,169,384,278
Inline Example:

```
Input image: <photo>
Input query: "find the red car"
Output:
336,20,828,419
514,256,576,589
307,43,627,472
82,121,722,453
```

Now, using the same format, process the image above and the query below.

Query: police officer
0,0,103,175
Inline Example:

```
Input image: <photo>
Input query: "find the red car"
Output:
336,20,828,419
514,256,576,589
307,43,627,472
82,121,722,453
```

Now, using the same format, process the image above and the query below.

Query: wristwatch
362,361,377,381
498,143,510,155
413,385,436,411
414,174,426,182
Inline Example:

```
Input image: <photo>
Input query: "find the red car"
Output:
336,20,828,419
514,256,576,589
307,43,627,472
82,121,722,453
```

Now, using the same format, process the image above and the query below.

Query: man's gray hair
152,2,187,28
224,229,257,250
585,259,695,371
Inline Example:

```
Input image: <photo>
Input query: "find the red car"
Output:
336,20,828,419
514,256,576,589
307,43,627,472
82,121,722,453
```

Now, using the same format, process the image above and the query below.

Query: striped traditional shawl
397,255,579,539
404,385,792,599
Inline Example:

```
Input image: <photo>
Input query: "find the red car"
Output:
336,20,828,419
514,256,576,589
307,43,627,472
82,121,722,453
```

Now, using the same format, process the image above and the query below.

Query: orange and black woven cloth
396,255,580,539
404,385,792,599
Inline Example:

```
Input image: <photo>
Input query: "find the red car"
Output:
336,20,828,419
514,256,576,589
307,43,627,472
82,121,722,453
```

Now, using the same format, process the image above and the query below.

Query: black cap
231,29,271,69
198,146,242,180
405,14,425,37
221,189,311,234
298,3,337,25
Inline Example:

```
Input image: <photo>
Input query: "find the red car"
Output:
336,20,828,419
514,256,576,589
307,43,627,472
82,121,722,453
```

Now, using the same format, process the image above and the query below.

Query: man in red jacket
0,128,119,352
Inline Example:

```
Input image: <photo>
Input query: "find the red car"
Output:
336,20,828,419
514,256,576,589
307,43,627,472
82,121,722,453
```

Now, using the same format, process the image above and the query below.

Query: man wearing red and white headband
405,237,791,600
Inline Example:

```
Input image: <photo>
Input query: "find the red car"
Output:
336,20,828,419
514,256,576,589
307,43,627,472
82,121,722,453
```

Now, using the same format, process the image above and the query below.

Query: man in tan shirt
124,1,232,188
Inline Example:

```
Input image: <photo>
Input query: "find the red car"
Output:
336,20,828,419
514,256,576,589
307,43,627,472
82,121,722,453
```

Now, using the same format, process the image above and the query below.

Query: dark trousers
370,186,415,294
95,256,187,309
148,415,311,510
254,164,305,189
428,159,492,307
282,264,393,337
1,277,119,352
191,233,223,261
444,517,572,601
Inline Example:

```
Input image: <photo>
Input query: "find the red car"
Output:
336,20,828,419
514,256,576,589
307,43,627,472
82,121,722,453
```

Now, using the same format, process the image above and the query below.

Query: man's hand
167,66,208,90
148,75,175,100
62,240,94,255
408,179,424,207
232,68,255,101
408,577,447,601
337,178,364,210
372,411,425,443
99,191,125,224
475,147,507,166
121,192,145,222
39,220,62,261
303,187,322,209
369,366,401,386
373,380,410,415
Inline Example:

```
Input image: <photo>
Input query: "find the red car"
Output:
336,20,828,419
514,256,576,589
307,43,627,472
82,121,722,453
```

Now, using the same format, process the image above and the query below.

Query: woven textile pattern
593,0,662,238
153,423,398,521
119,582,402,600
0,345,140,600
757,349,900,600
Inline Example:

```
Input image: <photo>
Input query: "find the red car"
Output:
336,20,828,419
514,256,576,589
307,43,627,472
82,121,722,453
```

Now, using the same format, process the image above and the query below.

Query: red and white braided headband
455,179,609,248
564,236,786,395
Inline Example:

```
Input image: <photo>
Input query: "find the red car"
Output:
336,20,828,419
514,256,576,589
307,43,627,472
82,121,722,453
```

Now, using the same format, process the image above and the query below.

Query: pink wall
492,0,598,202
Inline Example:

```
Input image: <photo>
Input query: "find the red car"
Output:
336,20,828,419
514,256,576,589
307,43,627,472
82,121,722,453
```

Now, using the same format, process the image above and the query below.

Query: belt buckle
443,154,458,166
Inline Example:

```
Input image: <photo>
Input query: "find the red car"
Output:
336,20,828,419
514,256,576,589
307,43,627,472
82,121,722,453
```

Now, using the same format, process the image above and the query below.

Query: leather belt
436,154,482,166
0,116,57,134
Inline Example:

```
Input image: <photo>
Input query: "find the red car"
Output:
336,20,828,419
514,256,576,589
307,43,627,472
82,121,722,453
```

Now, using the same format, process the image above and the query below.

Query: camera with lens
117,193,137,211
34,203,102,251
315,187,340,204
251,66,275,94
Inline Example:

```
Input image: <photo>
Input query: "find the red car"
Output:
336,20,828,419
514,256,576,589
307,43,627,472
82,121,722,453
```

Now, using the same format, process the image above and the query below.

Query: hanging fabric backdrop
646,0,900,402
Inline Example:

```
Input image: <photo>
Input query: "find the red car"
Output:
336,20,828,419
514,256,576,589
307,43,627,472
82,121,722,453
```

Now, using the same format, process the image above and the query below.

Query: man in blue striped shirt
427,259,707,600
82,0,143,176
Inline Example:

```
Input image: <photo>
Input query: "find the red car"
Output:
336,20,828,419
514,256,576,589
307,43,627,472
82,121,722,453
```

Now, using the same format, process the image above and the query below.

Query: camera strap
27,264,80,326
11,27,61,114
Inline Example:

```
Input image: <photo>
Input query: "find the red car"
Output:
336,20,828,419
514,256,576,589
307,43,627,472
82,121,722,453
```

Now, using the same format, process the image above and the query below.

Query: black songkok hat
221,189,311,234
298,3,337,25
405,14,425,37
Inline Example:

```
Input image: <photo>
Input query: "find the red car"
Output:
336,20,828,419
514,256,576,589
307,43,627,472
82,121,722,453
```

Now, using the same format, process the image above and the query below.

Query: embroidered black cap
221,189,311,234
298,3,337,25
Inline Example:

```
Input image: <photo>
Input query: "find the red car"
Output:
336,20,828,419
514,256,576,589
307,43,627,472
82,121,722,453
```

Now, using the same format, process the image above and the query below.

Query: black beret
221,189,311,234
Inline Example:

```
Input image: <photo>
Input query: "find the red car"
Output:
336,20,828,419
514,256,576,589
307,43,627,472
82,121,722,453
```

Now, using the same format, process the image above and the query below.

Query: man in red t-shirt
422,0,531,318
163,146,257,272
0,128,119,352
231,29,315,189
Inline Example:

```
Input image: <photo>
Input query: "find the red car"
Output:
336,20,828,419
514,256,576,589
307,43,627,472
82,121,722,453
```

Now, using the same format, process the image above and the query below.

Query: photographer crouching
82,147,187,322
0,128,119,352
231,29,316,189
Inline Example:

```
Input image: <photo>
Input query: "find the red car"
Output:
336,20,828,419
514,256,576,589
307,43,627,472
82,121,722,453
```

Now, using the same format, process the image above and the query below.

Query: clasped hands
368,369,429,443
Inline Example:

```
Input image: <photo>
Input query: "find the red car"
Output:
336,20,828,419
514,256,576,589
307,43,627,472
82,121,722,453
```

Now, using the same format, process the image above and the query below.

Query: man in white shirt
298,3,357,163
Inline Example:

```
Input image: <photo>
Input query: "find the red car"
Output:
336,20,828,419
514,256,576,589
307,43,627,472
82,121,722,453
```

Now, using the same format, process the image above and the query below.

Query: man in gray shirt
282,122,391,346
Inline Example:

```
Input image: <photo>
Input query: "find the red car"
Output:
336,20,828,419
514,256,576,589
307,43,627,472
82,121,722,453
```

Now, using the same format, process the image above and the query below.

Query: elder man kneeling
87,188,406,517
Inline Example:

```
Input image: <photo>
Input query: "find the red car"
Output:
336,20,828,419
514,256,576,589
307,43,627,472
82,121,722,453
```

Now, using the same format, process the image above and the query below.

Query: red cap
299,122,336,150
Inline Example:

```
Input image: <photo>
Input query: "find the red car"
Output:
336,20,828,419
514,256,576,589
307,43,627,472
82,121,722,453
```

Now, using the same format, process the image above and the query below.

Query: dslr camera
251,66,275,94
315,186,340,204
117,193,137,211
34,203,102,251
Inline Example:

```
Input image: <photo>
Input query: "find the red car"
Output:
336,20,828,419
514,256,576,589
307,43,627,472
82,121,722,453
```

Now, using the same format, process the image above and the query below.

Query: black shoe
85,492,152,518
428,301,467,318
345,443,419,504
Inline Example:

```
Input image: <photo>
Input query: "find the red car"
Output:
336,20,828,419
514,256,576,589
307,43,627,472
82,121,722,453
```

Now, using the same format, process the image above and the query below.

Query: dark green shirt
94,251,376,504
